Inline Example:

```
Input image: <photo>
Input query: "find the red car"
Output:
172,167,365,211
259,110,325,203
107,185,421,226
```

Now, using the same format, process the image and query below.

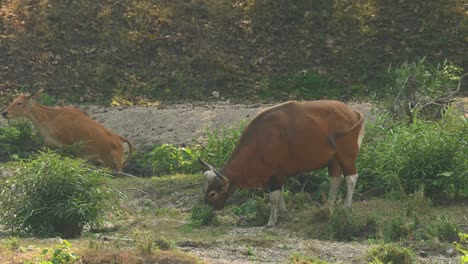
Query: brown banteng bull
199,100,365,227
1,93,132,174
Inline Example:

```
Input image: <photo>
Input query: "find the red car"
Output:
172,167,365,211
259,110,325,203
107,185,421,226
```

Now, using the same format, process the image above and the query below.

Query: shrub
130,121,247,177
190,204,217,227
149,144,200,175
41,239,80,264
199,121,247,168
366,243,415,264
359,116,467,199
425,216,459,242
231,195,270,227
382,58,463,121
454,233,468,263
0,119,43,162
0,151,121,238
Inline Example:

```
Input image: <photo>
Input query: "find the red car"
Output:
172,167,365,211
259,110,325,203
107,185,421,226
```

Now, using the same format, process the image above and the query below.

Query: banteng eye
209,191,216,198
17,102,23,106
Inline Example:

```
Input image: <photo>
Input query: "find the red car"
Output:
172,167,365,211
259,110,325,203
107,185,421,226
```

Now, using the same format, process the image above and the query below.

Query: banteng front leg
266,190,282,228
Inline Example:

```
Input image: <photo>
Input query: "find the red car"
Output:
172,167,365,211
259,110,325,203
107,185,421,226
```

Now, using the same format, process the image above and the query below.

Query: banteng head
2,90,42,119
198,158,231,210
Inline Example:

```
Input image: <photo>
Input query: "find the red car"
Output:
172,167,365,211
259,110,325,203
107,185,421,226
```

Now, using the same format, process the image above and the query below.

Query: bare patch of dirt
84,101,373,149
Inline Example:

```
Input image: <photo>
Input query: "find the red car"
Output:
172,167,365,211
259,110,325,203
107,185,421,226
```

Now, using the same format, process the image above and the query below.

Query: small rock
419,250,428,257
446,248,455,256
212,91,220,98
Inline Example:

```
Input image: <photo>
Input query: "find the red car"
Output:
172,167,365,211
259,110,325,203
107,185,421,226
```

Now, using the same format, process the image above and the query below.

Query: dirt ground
84,101,374,149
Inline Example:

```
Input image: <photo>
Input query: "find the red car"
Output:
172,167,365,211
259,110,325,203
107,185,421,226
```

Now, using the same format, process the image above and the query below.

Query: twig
120,188,160,206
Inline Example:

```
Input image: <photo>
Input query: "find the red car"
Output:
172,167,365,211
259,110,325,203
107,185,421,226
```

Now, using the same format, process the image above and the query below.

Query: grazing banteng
199,100,365,227
1,93,132,174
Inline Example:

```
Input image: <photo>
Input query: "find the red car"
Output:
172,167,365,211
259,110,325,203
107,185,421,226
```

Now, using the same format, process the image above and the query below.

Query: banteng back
2,93,132,173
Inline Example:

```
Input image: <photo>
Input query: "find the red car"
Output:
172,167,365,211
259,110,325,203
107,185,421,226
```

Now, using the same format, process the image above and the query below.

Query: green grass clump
366,243,415,264
358,115,467,199
129,121,246,177
0,119,43,162
0,151,121,238
231,195,270,227
323,207,378,241
190,204,217,227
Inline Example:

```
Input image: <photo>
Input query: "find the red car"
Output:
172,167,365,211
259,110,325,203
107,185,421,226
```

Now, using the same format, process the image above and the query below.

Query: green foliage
231,195,270,227
129,121,247,177
154,236,175,250
324,207,378,241
366,243,415,264
381,59,463,120
358,115,467,199
190,204,217,227
199,121,247,168
40,239,80,264
454,233,468,263
133,230,155,255
149,144,200,175
5,236,21,252
425,216,459,243
0,119,43,162
0,151,121,238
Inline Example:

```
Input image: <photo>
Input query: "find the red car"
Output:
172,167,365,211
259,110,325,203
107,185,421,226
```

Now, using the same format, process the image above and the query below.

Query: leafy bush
41,239,80,264
381,58,463,120
0,119,43,162
366,243,415,264
454,233,468,263
358,115,467,199
148,144,200,175
231,195,270,227
190,204,217,227
0,151,121,238
199,121,247,168
129,121,247,177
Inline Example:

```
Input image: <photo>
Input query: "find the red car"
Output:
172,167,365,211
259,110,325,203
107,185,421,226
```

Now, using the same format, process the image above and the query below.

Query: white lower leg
329,175,343,204
344,174,358,208
266,190,281,228
278,187,287,215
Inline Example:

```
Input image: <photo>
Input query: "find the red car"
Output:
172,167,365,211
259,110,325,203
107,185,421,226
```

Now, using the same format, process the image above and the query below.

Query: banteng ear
31,88,45,99
198,157,229,189
198,157,213,170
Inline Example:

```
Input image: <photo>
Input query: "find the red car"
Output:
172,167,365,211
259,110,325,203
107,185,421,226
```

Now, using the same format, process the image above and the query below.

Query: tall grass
0,151,121,238
358,113,467,199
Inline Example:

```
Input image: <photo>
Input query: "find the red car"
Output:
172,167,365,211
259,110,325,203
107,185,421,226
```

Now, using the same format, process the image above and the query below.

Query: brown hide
2,94,132,171
220,100,364,190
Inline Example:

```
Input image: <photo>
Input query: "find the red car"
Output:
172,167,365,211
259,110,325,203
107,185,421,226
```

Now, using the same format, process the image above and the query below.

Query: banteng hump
2,92,132,174
199,100,365,228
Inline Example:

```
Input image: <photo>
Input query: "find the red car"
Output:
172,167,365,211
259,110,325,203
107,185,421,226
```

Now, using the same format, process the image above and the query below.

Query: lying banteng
2,92,132,174
199,100,365,228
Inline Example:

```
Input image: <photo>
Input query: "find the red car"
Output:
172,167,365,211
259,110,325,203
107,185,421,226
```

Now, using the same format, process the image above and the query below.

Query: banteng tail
121,136,133,167
328,111,365,149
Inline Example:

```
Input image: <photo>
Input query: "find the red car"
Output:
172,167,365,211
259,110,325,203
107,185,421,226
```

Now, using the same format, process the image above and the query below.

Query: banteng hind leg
328,157,344,205
335,135,362,208
278,186,287,215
